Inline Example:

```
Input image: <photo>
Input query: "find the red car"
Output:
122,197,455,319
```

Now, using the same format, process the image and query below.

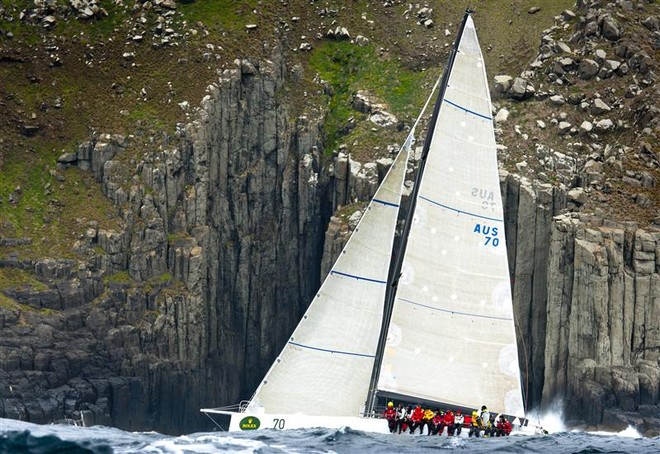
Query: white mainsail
376,16,525,418
246,139,411,416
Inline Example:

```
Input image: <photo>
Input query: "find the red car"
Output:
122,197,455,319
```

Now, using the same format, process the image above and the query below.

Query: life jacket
411,407,424,422
423,409,435,421
384,407,396,420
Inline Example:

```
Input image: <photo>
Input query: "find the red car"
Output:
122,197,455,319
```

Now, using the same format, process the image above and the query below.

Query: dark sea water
1,418,659,454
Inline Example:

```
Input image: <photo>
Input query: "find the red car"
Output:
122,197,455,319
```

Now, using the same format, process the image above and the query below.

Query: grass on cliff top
309,40,433,159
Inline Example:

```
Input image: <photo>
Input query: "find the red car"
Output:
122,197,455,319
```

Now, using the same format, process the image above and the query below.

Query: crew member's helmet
387,402,394,407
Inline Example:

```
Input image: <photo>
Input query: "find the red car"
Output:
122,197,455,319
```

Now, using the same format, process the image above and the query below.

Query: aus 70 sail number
473,223,500,247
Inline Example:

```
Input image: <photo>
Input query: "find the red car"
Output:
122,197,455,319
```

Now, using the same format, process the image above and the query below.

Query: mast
364,8,474,415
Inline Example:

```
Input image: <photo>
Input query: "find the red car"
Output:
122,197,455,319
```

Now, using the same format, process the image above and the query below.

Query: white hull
200,408,541,436
201,408,390,433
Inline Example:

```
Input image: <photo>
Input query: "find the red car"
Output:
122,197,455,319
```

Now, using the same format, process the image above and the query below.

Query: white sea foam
522,406,644,439
588,425,643,439
524,405,566,434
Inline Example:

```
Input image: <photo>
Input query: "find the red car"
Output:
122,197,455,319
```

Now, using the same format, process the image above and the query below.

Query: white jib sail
376,16,525,418
246,139,411,417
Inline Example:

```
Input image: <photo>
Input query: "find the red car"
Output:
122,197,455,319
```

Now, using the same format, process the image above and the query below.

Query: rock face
542,216,660,434
1,57,329,434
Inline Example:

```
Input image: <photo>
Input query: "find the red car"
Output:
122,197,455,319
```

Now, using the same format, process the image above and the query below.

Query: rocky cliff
1,0,658,437
1,53,332,434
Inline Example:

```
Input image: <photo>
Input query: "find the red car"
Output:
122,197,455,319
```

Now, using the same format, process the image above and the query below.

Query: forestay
376,16,525,418
246,140,411,416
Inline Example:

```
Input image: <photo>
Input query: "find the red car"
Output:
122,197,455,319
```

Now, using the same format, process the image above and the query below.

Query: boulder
591,98,611,115
509,77,533,100
600,15,621,41
493,75,513,93
580,121,593,134
578,59,600,79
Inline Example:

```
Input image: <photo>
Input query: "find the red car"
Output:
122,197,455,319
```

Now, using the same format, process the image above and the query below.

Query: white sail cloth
376,16,525,418
246,142,411,416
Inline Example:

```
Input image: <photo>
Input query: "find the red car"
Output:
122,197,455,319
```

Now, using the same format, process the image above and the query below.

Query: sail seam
288,341,376,358
419,195,503,222
443,99,492,120
397,297,513,321
330,270,387,284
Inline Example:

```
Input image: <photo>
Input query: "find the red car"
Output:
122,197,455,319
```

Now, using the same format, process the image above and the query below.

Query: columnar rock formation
1,56,330,434
542,217,660,433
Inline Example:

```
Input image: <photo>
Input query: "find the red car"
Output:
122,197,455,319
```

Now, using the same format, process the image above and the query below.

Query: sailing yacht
201,10,527,434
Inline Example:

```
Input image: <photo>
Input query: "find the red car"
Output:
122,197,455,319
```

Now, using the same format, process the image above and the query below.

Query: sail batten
443,99,492,120
287,341,376,358
396,298,513,321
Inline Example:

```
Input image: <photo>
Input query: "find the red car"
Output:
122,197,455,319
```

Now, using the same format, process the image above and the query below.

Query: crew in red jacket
496,414,512,436
431,410,445,435
443,409,455,435
408,405,425,434
384,402,397,433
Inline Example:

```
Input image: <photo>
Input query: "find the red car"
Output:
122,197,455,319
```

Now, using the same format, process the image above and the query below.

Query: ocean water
1,418,658,454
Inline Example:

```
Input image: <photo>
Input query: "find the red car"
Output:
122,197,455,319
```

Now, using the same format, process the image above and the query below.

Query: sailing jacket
455,414,465,426
384,407,396,420
410,407,424,422
423,409,435,421
480,411,491,427
497,419,512,435
443,411,454,426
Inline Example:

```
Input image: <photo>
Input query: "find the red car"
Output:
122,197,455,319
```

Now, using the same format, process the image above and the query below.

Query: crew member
453,409,464,436
496,414,512,436
444,409,455,436
384,401,397,433
468,410,482,437
480,405,491,437
422,407,435,435
431,409,444,435
408,405,424,434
